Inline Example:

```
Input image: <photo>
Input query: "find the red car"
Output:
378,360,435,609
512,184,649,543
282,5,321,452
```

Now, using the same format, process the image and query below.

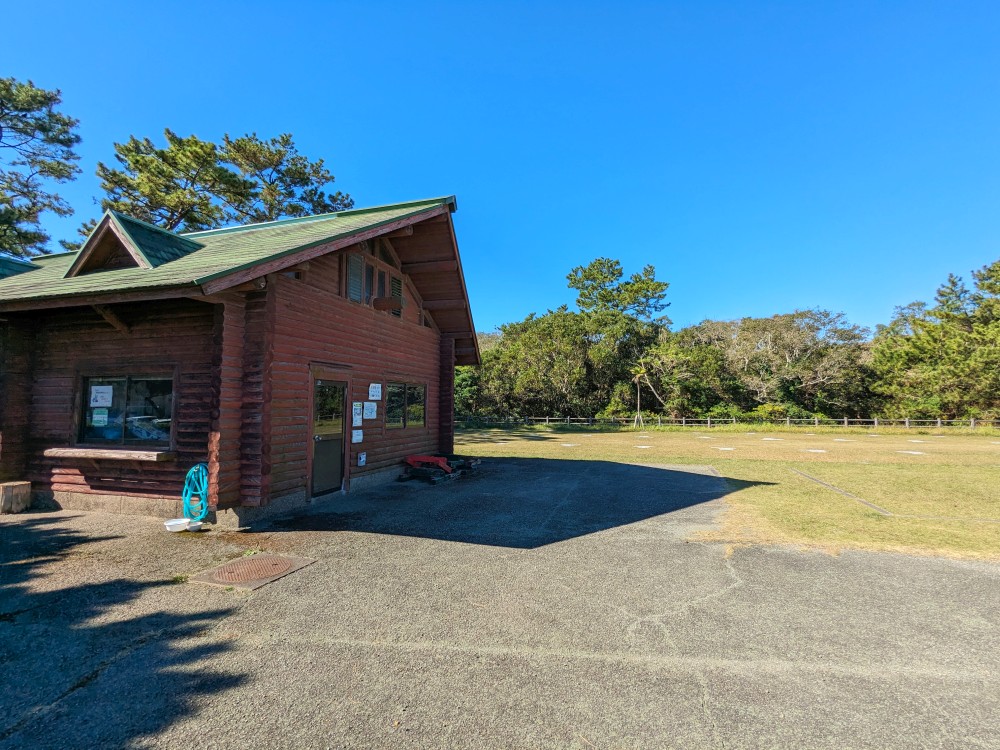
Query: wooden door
312,378,346,496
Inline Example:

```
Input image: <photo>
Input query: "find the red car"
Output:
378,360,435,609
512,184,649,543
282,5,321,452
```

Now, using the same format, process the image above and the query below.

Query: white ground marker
805,449,827,453
560,443,579,447
713,447,735,451
908,440,927,443
897,450,926,455
634,445,652,449
762,437,783,441
833,438,854,442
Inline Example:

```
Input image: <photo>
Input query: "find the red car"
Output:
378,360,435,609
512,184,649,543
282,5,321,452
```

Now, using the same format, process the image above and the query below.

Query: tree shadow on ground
0,515,246,749
265,458,771,549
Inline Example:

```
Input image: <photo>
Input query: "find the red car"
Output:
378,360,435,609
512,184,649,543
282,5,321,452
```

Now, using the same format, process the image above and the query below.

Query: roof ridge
0,255,40,268
111,211,204,249
32,250,80,260
181,196,456,239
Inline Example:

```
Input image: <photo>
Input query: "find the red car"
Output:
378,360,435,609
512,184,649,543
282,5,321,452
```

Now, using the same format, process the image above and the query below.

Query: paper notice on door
92,408,109,427
368,383,382,400
351,429,363,444
363,401,377,420
352,402,363,427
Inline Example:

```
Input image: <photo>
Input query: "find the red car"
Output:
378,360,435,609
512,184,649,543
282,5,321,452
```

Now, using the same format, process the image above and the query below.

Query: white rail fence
456,415,1000,429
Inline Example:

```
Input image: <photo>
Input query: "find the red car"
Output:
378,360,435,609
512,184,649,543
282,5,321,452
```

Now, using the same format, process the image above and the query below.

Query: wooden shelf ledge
43,448,177,462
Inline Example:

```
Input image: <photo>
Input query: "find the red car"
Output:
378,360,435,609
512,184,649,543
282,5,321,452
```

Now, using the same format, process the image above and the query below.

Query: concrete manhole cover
191,554,315,591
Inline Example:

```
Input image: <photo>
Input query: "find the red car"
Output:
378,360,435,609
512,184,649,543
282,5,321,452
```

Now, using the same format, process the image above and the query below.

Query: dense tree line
457,258,1000,421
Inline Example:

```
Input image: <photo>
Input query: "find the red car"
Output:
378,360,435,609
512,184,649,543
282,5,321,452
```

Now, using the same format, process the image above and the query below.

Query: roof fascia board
0,284,199,313
197,204,452,294
443,211,481,365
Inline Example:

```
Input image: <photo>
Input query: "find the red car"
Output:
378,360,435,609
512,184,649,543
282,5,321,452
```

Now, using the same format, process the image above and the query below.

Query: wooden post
208,298,246,510
438,337,456,454
707,416,712,428
0,319,36,482
937,418,942,428
814,416,819,426
905,418,910,428
239,290,274,507
971,418,976,428
843,417,848,427
874,417,878,428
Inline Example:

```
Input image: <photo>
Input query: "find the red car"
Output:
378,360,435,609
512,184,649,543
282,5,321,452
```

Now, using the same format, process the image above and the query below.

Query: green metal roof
0,197,456,306
0,255,39,280
113,212,205,267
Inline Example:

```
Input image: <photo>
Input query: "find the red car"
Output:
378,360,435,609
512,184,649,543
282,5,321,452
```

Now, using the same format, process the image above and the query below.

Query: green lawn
456,426,1000,560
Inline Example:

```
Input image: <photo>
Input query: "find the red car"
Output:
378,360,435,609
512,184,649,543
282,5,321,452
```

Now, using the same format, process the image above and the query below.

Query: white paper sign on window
368,383,382,400
352,402,363,427
90,385,114,408
92,408,109,427
363,401,377,420
351,429,363,444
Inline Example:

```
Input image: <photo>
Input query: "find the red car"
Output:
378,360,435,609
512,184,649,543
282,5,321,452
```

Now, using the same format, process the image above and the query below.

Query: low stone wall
33,489,182,519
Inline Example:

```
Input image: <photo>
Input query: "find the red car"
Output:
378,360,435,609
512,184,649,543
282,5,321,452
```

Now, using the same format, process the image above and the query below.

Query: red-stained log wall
1,241,459,512
19,300,216,505
268,249,446,498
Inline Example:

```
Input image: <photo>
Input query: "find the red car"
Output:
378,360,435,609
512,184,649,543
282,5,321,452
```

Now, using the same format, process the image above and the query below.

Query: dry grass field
456,426,1000,560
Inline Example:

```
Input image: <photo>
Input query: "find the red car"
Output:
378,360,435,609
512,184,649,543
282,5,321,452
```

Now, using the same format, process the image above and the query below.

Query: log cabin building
0,196,479,525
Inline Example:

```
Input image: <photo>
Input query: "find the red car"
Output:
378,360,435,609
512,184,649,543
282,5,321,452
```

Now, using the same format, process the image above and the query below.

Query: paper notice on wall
92,408,109,427
90,385,113,407
368,383,382,400
363,401,377,420
351,429,363,444
358,451,367,467
352,402,363,427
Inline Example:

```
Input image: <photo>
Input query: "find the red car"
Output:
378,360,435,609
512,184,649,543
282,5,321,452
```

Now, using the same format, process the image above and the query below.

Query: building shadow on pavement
0,515,247,749
266,458,770,549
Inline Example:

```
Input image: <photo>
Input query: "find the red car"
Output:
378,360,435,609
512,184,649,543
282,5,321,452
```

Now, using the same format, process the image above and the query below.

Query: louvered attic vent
390,276,403,317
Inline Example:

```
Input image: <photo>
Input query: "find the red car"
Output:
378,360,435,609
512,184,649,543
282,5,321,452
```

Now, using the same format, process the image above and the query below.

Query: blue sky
5,1,1000,333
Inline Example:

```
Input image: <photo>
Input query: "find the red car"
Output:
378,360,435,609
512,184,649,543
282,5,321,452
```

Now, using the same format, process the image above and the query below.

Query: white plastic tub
164,518,189,532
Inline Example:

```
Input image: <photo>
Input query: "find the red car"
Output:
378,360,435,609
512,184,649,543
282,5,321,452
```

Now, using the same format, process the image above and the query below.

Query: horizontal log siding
25,300,216,502
269,260,442,497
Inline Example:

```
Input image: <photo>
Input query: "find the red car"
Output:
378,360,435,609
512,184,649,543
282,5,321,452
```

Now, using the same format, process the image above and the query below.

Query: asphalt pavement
1,457,997,749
